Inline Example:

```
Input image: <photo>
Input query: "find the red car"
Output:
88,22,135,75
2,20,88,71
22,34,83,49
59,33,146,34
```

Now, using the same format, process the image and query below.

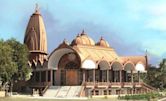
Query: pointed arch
110,60,123,71
124,61,135,71
97,59,110,70
48,44,81,69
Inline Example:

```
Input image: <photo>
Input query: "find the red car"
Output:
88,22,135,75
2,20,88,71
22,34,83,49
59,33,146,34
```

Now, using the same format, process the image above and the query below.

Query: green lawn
0,97,110,101
0,97,148,101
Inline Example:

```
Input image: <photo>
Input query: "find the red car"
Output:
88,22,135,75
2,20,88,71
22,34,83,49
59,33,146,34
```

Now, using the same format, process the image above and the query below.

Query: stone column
107,70,109,82
83,70,86,83
93,69,95,83
131,70,133,83
50,70,53,84
131,70,134,94
107,89,109,95
119,70,122,83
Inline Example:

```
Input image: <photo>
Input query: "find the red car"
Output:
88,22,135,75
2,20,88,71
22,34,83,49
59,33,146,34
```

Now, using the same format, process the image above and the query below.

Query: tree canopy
145,59,166,90
0,38,31,90
0,39,17,85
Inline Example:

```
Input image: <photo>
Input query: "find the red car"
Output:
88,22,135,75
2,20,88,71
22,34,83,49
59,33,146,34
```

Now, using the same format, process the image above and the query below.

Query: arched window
65,61,78,69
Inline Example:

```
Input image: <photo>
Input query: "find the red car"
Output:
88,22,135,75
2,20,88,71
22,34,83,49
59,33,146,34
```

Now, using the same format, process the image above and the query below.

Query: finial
82,29,84,33
35,3,40,13
81,29,85,35
77,33,80,37
63,38,69,45
100,36,104,40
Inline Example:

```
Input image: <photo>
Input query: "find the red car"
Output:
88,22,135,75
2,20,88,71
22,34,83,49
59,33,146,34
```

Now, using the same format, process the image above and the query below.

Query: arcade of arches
50,52,142,86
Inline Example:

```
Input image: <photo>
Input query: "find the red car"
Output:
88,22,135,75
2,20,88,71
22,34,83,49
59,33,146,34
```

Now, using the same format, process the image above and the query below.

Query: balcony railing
85,82,143,88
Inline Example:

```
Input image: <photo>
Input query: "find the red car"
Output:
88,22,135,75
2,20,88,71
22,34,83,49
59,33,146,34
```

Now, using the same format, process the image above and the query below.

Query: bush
118,92,162,100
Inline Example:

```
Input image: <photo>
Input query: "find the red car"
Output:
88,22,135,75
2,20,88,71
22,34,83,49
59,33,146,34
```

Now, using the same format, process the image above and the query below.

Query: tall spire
24,5,47,63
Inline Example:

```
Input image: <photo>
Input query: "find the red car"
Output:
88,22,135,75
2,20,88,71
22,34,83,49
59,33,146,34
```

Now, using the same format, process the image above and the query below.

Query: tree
6,38,31,81
0,39,17,95
0,38,31,96
145,65,160,89
144,59,166,90
157,59,166,89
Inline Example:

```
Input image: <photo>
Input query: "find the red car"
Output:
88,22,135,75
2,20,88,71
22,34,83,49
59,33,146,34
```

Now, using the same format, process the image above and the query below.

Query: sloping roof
72,45,122,63
120,56,147,65
72,44,147,67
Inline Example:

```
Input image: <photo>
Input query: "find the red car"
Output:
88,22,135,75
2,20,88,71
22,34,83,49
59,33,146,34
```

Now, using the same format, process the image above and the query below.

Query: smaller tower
24,4,47,63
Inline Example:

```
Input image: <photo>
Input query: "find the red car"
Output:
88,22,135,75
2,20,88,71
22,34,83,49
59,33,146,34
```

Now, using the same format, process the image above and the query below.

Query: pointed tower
24,5,47,63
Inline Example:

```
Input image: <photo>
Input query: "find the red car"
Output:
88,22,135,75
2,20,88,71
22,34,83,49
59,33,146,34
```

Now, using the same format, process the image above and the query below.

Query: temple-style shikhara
21,6,156,97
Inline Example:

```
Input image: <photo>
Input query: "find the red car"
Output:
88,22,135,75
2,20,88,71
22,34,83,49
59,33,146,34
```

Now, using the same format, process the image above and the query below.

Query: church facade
23,7,155,97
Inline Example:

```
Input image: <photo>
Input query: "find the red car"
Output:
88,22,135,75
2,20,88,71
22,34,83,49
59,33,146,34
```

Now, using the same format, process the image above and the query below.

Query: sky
0,0,166,66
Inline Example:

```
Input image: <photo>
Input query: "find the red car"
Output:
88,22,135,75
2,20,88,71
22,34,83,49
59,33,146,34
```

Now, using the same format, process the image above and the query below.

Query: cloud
145,17,166,32
146,3,166,16
143,39,166,57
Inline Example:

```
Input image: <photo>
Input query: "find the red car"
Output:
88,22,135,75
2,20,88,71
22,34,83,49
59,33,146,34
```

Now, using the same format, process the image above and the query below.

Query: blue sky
0,0,166,65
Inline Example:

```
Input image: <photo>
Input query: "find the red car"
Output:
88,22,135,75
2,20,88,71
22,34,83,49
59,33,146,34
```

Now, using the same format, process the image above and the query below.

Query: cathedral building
23,6,155,97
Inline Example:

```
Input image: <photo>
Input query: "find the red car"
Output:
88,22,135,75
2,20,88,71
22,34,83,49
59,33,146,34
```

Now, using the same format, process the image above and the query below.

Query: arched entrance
48,48,81,86
58,52,81,86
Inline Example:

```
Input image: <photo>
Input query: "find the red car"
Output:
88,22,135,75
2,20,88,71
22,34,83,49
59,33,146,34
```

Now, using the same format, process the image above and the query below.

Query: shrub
118,92,162,100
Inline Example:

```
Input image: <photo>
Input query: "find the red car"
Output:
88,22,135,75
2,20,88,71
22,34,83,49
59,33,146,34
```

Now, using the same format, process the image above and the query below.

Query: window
65,61,78,69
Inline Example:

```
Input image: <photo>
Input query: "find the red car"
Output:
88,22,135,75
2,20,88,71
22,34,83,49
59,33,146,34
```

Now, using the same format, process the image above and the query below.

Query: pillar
131,70,134,95
50,70,53,84
131,70,133,83
113,71,116,82
107,89,109,95
119,70,122,83
107,70,109,82
93,69,95,83
83,70,86,83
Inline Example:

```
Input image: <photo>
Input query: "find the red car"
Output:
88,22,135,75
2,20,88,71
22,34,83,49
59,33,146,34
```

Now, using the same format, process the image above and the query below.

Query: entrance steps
66,86,82,97
43,86,61,97
56,86,70,97
141,83,157,92
43,86,82,98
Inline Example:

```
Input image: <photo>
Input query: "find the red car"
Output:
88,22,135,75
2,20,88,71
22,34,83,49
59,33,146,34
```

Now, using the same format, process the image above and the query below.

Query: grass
0,97,150,101
1,97,84,101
